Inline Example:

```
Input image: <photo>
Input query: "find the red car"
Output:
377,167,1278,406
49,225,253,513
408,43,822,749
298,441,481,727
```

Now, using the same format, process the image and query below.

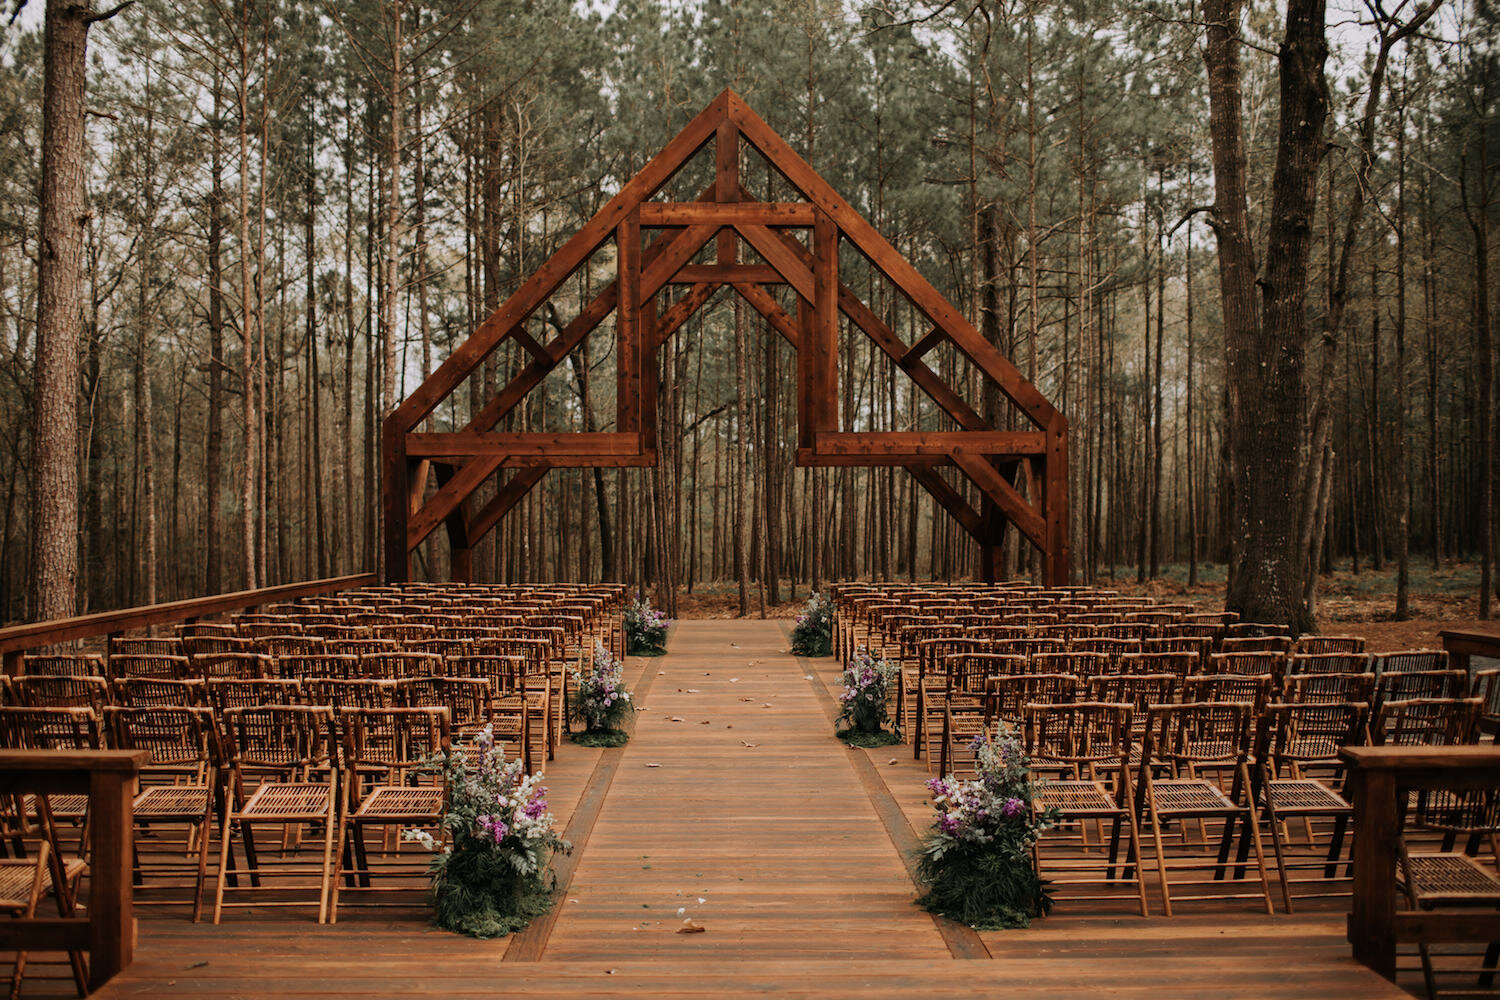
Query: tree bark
31,0,95,621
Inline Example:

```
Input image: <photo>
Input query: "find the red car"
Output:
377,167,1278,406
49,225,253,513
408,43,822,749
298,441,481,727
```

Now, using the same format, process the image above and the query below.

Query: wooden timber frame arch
382,90,1069,585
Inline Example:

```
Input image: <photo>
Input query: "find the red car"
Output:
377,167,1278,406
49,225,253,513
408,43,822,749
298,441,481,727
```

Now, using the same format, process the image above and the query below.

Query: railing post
1344,761,1400,981
88,765,136,990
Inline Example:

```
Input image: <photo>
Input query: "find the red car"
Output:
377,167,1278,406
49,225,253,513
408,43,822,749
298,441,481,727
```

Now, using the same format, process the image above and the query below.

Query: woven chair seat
1037,780,1117,814
28,793,90,819
1266,779,1349,814
354,786,444,820
240,783,332,820
0,856,86,909
134,785,211,818
1403,853,1500,904
1152,779,1237,815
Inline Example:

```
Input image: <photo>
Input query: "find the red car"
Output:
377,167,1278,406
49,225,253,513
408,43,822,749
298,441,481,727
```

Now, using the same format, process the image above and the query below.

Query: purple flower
1001,797,1026,819
477,814,509,843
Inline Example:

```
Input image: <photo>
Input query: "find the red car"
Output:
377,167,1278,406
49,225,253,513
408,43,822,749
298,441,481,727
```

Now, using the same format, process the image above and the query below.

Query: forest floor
670,562,1490,652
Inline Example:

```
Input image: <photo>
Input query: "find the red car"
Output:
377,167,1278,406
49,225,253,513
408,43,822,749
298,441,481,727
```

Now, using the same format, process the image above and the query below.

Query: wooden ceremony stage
88,621,1408,999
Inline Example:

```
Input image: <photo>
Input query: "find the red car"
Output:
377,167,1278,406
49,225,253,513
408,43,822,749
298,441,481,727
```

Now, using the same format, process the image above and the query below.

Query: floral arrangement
836,647,900,740
790,590,833,657
624,594,670,655
406,726,569,938
914,727,1057,929
569,640,633,739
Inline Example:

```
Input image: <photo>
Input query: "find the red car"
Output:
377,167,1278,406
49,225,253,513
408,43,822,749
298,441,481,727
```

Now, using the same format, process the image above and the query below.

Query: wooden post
381,414,410,583
1044,419,1071,585
640,294,659,458
1344,762,1399,981
616,211,641,437
88,765,135,990
812,209,838,434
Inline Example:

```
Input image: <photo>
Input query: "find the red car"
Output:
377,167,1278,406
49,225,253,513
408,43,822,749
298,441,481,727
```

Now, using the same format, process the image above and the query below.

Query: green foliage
411,728,569,939
914,728,1057,929
568,640,634,733
836,728,903,748
624,596,670,655
835,648,899,735
790,591,834,657
570,728,629,747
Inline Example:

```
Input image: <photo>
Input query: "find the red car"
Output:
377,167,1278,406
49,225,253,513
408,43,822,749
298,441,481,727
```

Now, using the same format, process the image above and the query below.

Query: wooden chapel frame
382,90,1069,585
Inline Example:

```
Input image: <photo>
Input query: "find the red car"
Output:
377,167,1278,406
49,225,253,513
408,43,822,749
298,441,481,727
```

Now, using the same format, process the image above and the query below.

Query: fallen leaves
740,740,758,748
645,763,662,768
677,920,707,934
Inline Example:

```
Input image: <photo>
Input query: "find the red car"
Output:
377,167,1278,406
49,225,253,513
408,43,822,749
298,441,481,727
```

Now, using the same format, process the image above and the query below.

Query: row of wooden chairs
0,702,484,924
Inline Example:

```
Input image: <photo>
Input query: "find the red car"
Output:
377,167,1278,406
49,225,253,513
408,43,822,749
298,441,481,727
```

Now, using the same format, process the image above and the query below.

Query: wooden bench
1341,745,1500,982
0,749,149,991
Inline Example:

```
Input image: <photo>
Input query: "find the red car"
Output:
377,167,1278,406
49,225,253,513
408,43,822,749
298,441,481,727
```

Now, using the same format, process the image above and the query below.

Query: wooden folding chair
105,706,218,920
329,707,449,921
0,794,87,998
1026,701,1150,916
1137,702,1275,916
213,706,339,923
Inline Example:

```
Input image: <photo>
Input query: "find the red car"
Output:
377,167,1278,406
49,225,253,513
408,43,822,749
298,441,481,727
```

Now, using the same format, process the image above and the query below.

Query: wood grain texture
81,621,1410,1000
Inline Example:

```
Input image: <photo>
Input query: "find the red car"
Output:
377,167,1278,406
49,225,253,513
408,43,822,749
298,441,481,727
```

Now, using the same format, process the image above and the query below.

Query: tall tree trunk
1204,0,1326,630
30,0,96,620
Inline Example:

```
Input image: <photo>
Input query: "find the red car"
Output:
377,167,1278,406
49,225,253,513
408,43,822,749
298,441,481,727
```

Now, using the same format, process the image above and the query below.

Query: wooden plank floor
79,620,1413,999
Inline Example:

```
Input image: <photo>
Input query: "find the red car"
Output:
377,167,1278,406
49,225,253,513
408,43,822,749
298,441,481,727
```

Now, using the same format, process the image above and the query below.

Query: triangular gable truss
382,90,1069,585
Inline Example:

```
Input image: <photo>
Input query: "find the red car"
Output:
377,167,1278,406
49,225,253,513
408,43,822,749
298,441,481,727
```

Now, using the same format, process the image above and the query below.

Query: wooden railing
0,749,149,991
1442,628,1500,675
1340,745,1500,981
0,574,377,673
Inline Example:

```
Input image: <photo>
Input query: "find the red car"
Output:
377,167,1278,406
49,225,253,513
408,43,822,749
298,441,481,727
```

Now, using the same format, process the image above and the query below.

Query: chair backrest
276,653,360,680
108,653,193,680
1208,650,1286,682
1287,652,1372,676
7,675,110,713
1119,650,1197,678
220,705,335,773
105,706,217,773
1181,673,1274,712
327,637,399,659
988,673,1080,725
1031,651,1111,678
111,677,207,708
1024,701,1133,771
337,706,449,773
451,655,527,696
192,651,273,680
1377,669,1468,703
398,677,492,730
0,706,104,750
1283,672,1376,705
1145,701,1252,766
303,678,397,708
107,636,183,659
1372,697,1480,746
21,653,105,677
1257,701,1368,768
1294,635,1366,655
1372,649,1448,674
357,651,445,679
255,634,328,659
207,678,305,712
183,634,254,659
1221,634,1293,655
1087,673,1180,715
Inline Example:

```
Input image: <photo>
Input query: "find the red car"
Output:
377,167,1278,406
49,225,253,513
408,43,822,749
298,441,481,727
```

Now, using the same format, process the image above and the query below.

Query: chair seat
1403,852,1500,904
0,856,86,908
27,793,89,819
1038,780,1117,814
1152,779,1238,814
134,785,212,818
1265,778,1348,813
354,786,444,820
240,782,333,820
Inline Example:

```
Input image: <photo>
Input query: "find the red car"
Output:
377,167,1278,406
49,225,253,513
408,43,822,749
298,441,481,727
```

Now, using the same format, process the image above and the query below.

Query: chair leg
1238,775,1275,916
1144,784,1173,917
192,812,211,923
213,814,234,924
329,808,349,924
318,800,336,924
1264,802,1294,914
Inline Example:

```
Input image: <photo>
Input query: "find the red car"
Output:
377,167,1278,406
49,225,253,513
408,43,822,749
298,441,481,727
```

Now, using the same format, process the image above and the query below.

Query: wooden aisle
88,620,1412,999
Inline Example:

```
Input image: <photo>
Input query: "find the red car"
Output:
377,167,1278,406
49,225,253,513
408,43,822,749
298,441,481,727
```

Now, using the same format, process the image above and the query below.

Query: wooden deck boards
78,620,1411,999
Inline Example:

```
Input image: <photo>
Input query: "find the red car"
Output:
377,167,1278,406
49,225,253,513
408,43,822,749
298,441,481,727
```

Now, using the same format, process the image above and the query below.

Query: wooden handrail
1441,628,1500,675
0,573,377,672
0,748,150,991
1339,745,1500,981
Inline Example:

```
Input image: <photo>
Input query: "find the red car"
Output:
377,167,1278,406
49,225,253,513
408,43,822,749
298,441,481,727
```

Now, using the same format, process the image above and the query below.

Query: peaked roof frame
382,90,1069,585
